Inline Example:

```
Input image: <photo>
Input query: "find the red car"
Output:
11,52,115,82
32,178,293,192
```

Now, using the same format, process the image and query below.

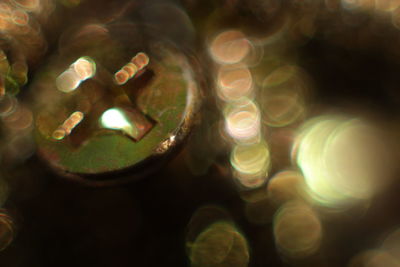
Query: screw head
31,24,201,185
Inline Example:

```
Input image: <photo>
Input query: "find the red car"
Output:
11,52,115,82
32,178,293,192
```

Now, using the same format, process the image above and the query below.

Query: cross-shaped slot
52,52,155,143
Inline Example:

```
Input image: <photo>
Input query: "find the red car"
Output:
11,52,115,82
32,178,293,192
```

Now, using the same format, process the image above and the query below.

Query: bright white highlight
100,108,135,138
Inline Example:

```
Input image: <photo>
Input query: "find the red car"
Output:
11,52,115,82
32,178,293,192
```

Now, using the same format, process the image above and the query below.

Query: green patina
36,51,191,174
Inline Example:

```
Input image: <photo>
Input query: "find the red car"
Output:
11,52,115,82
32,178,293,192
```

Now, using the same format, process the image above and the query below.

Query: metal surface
32,24,200,185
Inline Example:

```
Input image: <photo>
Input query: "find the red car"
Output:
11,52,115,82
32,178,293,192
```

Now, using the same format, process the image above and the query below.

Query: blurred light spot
56,57,96,93
231,141,270,188
189,221,249,267
273,201,322,259
56,69,82,93
52,111,84,140
349,250,400,267
217,64,253,101
244,40,265,67
261,65,307,127
258,13,290,46
101,107,154,141
100,108,136,138
225,99,260,143
294,116,390,208
131,52,149,70
2,105,33,131
52,129,66,140
114,69,130,86
262,93,305,127
262,65,297,87
348,227,400,266
0,94,17,117
0,211,14,251
267,170,305,206
74,23,108,40
122,63,138,78
115,52,149,85
210,30,251,64
73,57,96,81
186,205,233,244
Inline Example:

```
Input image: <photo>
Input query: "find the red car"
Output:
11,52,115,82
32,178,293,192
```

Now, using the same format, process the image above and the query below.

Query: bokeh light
114,69,130,86
186,206,250,267
4,1,400,265
210,29,272,191
267,170,306,206
73,57,96,81
224,99,261,143
115,52,149,85
349,249,400,267
56,57,96,93
2,104,33,131
0,94,18,117
99,108,152,141
56,69,81,93
189,221,249,267
348,227,400,266
273,201,322,259
260,65,307,127
231,141,270,188
190,222,249,267
131,52,149,71
52,111,84,140
210,30,251,64
122,63,138,78
293,115,391,208
100,108,133,133
217,64,253,102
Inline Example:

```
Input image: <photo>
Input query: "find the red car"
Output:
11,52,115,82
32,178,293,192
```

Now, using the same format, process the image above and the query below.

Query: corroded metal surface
32,24,200,183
